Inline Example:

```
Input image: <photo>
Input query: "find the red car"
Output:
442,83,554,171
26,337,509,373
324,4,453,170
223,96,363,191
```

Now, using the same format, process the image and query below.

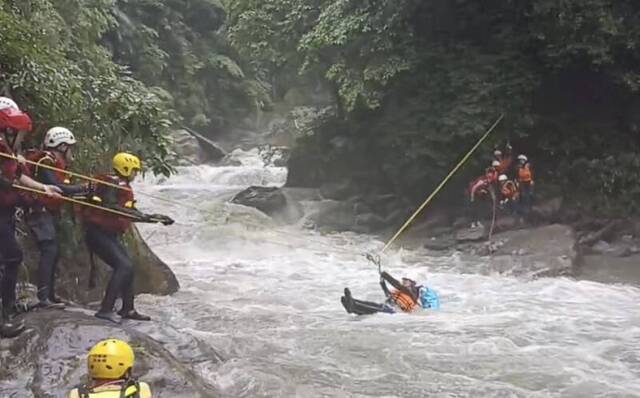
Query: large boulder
488,224,579,277
231,186,287,215
19,212,179,305
0,310,219,397
169,129,226,165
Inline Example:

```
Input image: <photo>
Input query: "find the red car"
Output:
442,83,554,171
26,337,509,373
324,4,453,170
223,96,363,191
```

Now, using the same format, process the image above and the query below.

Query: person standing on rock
68,338,152,397
516,154,534,216
81,152,174,323
498,174,519,213
25,127,92,309
467,160,500,228
0,97,62,337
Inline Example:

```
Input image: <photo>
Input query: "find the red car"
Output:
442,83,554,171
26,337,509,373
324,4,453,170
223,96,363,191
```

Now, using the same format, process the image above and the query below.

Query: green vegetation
229,0,640,212
0,0,255,175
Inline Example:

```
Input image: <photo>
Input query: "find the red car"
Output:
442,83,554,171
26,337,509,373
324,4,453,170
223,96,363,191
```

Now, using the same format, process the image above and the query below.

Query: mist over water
135,149,640,397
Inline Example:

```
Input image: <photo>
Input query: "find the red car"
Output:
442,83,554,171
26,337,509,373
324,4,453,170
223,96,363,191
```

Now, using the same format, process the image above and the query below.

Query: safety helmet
112,152,141,178
0,97,32,132
491,160,500,167
517,154,528,163
87,339,135,380
493,149,502,157
498,174,508,182
44,127,76,148
0,97,19,111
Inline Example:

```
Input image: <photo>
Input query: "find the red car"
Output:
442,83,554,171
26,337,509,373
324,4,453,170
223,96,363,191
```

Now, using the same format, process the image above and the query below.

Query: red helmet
0,107,33,132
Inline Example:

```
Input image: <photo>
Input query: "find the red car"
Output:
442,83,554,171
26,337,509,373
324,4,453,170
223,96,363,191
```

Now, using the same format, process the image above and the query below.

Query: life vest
496,156,512,174
0,140,21,208
390,290,418,312
82,174,134,234
517,163,533,183
500,180,519,200
68,380,151,398
26,149,71,211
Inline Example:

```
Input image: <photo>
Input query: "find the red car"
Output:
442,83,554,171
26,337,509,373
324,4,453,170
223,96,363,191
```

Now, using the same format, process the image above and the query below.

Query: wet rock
0,310,219,397
531,197,563,222
169,129,226,165
169,129,205,165
423,235,457,251
488,224,579,277
231,186,287,215
319,180,355,201
579,254,640,285
455,227,488,242
353,213,387,233
306,201,356,232
19,214,179,305
258,144,290,167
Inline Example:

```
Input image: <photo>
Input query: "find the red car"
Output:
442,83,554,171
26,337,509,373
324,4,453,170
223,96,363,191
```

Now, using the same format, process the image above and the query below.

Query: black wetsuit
28,166,86,302
341,272,418,315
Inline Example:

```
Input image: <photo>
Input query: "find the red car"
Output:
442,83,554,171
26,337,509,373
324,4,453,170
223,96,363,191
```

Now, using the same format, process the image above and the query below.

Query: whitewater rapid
135,149,640,398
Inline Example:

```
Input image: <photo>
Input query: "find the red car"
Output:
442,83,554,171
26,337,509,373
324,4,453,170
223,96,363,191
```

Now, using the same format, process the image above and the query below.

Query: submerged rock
0,310,219,397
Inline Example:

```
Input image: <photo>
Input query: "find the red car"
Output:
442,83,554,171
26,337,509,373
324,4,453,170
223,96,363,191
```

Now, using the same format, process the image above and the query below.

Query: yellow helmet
87,339,135,379
112,152,141,177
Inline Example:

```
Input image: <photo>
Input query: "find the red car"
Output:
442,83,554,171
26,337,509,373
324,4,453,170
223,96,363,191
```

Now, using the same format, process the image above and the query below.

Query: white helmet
491,160,500,167
493,149,502,157
44,127,76,148
517,154,528,162
498,174,508,182
0,97,19,111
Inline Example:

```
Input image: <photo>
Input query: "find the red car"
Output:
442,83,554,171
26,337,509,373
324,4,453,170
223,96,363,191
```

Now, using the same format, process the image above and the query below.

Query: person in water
25,127,90,309
68,338,152,398
341,271,440,315
81,152,174,323
0,97,62,337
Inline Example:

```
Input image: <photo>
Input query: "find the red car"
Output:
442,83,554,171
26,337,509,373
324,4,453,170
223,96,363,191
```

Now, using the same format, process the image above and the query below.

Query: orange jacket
391,290,418,312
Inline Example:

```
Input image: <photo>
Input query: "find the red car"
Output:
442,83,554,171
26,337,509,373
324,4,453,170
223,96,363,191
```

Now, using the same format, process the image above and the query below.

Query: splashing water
135,149,640,398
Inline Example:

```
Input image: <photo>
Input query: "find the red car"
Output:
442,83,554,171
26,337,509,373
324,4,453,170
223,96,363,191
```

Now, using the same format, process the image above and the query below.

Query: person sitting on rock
68,338,152,398
81,153,174,323
498,174,519,212
341,271,439,315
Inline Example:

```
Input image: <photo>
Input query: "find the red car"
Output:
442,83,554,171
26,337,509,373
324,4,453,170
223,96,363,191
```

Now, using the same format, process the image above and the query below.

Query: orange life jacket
26,150,70,211
391,290,418,312
82,174,134,234
495,156,512,174
517,163,533,183
500,180,518,200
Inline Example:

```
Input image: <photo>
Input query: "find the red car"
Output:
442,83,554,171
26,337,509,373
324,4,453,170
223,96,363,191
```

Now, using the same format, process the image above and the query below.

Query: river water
134,149,640,398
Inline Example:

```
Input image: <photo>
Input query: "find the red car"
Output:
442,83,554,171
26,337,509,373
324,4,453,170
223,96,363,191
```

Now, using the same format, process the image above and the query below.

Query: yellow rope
380,114,504,253
12,184,139,219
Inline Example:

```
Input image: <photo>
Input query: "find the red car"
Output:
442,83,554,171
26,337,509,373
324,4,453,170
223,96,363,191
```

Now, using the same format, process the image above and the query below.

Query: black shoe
118,310,151,321
94,311,121,324
36,299,66,310
0,321,25,338
342,288,354,314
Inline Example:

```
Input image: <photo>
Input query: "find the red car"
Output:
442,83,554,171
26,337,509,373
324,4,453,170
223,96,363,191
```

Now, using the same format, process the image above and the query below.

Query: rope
12,184,140,220
489,187,497,242
0,152,213,213
380,114,504,253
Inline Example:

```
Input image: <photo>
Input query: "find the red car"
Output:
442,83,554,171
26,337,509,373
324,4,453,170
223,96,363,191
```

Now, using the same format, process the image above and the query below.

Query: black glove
148,213,174,225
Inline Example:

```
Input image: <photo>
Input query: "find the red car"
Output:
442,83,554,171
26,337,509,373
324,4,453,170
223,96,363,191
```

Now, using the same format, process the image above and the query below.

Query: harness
76,379,141,398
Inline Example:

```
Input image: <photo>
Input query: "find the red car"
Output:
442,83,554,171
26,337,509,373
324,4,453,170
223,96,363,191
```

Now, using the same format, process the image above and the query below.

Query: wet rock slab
0,310,220,398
